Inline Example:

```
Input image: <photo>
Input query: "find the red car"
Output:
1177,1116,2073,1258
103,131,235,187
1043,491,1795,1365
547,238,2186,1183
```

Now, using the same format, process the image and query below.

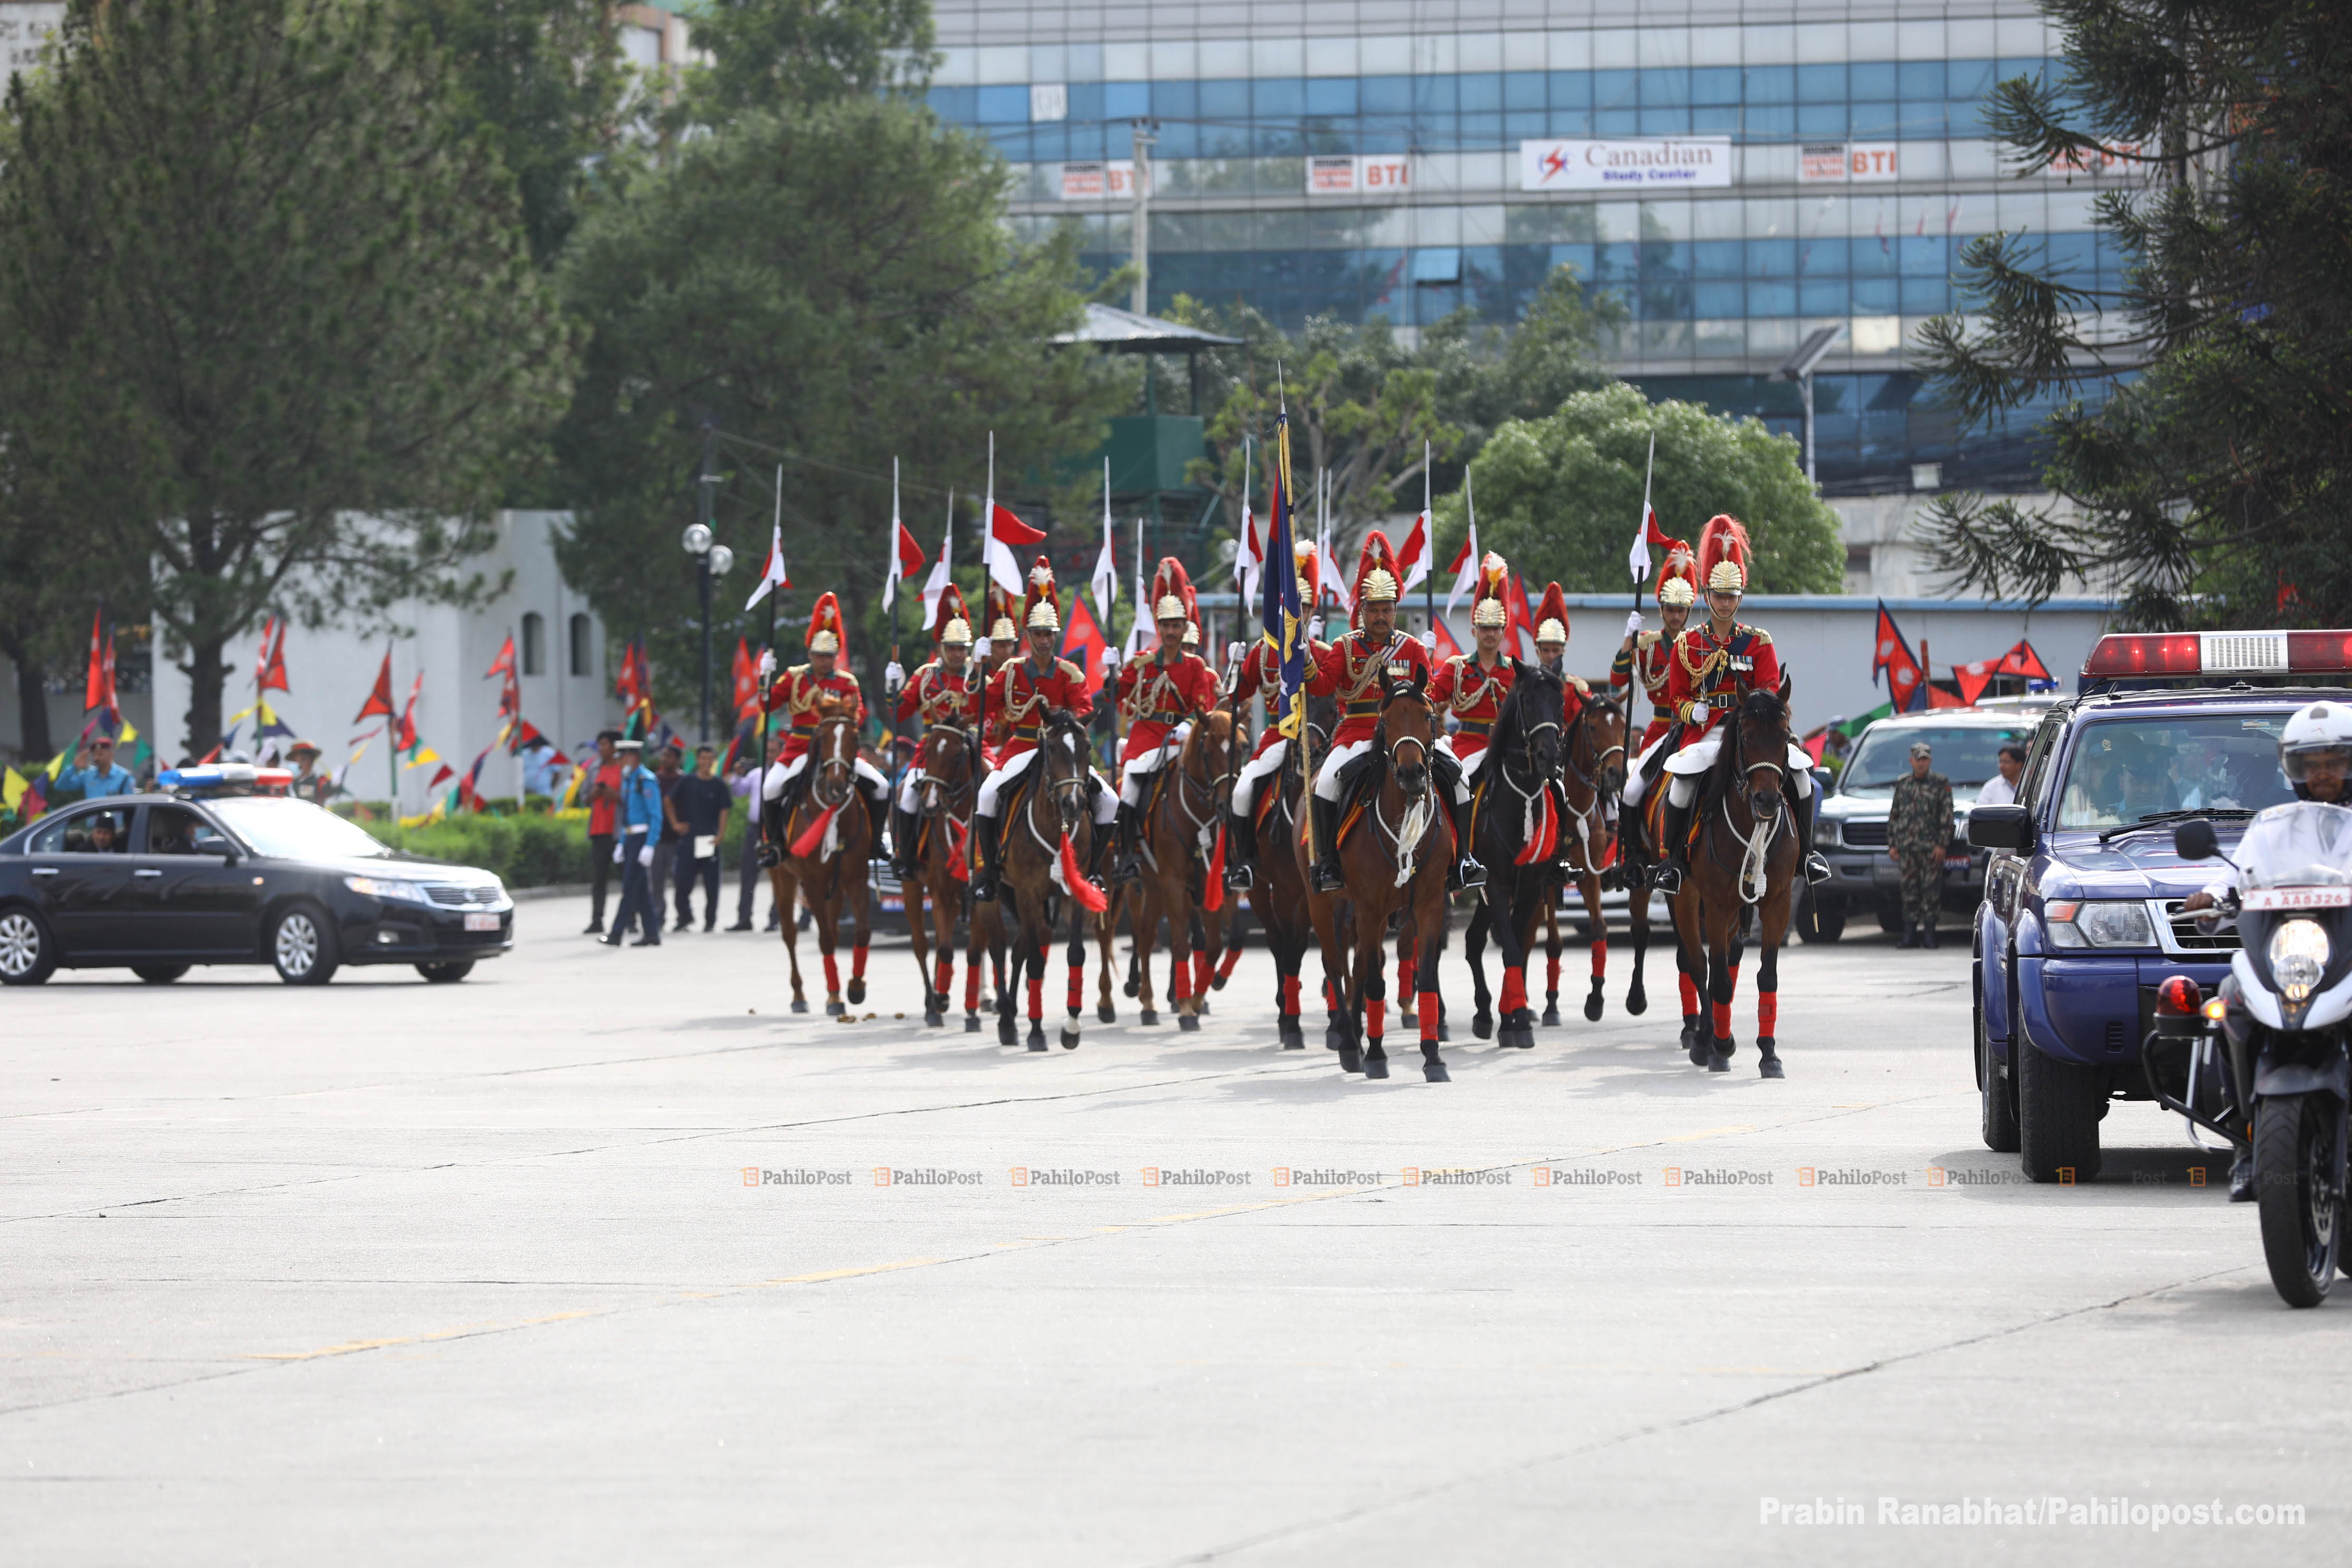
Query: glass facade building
928,2,2122,493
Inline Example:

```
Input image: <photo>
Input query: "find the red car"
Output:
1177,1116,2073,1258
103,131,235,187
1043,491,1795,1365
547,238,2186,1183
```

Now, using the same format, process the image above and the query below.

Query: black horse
1459,662,1569,1051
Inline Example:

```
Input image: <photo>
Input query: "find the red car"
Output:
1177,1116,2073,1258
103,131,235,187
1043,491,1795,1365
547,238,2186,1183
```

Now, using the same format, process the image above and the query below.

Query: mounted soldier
1111,558,1221,885
1306,532,1483,896
1224,541,1328,889
884,584,981,879
1643,517,1830,896
969,557,1115,901
758,591,889,858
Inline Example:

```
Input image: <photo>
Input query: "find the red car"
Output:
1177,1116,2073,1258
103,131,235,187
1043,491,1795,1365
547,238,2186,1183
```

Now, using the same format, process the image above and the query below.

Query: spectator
1975,743,2027,806
599,740,664,947
728,731,783,931
582,730,623,936
669,743,731,931
651,741,688,918
57,736,135,800
286,740,335,805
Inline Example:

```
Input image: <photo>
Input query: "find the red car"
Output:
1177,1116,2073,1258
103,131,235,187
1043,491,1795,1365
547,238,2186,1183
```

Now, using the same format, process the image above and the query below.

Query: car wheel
270,903,340,985
416,961,474,983
0,907,57,986
132,964,190,985
2017,1033,2104,1182
1795,890,1845,944
1976,964,2020,1153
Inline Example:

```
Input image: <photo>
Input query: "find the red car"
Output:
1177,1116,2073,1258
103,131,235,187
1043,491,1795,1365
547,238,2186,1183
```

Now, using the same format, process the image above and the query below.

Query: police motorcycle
2160,800,2352,1307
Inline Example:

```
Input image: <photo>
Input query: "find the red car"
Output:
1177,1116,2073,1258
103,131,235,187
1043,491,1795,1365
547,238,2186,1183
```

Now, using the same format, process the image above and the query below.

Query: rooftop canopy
1053,303,1241,355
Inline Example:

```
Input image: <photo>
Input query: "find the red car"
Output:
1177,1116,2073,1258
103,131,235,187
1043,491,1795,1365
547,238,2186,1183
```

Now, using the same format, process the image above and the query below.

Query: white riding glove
1307,616,1325,641
757,647,776,680
884,660,905,691
638,843,654,867
611,842,623,864
1624,610,1644,639
973,638,992,662
1420,628,1437,650
1226,641,1245,665
1101,646,1120,670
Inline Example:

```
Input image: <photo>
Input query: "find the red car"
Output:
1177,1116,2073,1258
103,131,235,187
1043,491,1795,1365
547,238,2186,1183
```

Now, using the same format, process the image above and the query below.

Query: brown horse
1556,688,1629,1022
763,707,873,1016
994,709,1110,1051
1245,732,1318,1051
1298,669,1454,1083
904,723,976,1028
1125,711,1239,1031
1669,681,1799,1077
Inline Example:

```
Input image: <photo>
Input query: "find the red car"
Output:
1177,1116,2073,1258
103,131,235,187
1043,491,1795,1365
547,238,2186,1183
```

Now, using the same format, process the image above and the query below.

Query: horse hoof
1625,988,1648,1017
1139,1008,1160,1026
1097,1003,1116,1024
1122,978,1140,998
1423,1059,1451,1083
1472,1010,1493,1040
825,999,845,1017
1178,1013,1200,1033
1210,970,1230,992
847,978,867,1005
1708,1050,1731,1073
1027,1038,1048,1054
965,1014,981,1033
1337,1040,1363,1074
1759,1055,1785,1079
924,1012,943,1028
1438,1021,1451,1042
1686,1036,1711,1068
791,999,809,1015
1195,997,1210,1016
1541,1004,1562,1026
1280,1032,1305,1051
998,1022,1017,1047
1060,1028,1081,1051
1364,1052,1390,1080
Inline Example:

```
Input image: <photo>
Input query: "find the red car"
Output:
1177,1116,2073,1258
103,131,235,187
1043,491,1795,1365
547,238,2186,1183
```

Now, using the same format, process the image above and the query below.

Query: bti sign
1797,142,1900,183
1059,161,1153,201
1306,155,1412,195
1519,137,1732,191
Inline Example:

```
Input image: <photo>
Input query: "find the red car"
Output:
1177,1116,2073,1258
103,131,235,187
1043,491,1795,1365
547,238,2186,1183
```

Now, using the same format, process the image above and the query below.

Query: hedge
354,808,755,888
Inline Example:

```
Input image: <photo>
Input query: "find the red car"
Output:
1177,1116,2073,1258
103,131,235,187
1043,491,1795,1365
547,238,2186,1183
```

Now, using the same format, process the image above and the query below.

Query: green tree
673,0,935,126
0,0,576,755
552,99,1124,711
1434,385,1843,602
1915,0,2352,627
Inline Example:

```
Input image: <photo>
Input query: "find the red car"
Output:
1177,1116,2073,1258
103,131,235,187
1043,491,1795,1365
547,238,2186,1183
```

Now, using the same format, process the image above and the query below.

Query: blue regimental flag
1261,416,1307,738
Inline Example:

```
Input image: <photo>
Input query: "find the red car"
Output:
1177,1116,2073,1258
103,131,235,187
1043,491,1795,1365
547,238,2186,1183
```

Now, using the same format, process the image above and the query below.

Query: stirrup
1802,851,1832,886
1311,860,1345,895
1652,861,1685,895
1451,855,1487,891
1224,861,1254,889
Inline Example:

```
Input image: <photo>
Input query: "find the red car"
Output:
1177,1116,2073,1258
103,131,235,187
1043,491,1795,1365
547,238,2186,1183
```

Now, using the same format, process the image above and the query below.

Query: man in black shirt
671,742,733,932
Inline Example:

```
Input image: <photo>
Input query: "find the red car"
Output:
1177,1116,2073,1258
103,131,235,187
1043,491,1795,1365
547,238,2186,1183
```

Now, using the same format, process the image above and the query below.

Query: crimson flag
1062,595,1109,693
83,609,117,714
1870,601,1926,713
256,620,289,694
1430,616,1462,662
731,638,758,721
1506,573,1539,661
485,634,516,680
353,650,395,723
1995,639,2052,682
1954,659,1996,708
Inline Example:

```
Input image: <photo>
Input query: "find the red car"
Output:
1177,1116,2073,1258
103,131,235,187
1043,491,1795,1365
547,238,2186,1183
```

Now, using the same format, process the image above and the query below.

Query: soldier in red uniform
757,591,890,855
882,584,981,877
1612,536,1698,756
1428,553,1524,797
1306,532,1483,895
970,558,1114,900
1109,558,1221,884
1224,542,1328,888
1646,517,1830,894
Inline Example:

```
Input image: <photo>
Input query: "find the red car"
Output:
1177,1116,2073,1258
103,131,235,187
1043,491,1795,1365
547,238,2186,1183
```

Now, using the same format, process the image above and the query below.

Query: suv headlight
345,874,428,904
2268,919,2330,1001
1817,818,1840,848
2044,899,2155,948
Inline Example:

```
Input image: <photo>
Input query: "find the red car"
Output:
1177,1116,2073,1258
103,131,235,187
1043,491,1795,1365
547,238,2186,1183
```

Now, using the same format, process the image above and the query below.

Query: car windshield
2054,713,2298,830
206,797,393,860
1841,724,2032,799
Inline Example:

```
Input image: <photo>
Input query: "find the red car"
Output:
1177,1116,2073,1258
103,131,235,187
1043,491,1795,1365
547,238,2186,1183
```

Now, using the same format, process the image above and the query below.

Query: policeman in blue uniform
58,737,136,799
600,739,667,948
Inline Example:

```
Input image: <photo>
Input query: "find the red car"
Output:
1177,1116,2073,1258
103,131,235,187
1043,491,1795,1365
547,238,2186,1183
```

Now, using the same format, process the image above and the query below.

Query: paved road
3,896,2343,1564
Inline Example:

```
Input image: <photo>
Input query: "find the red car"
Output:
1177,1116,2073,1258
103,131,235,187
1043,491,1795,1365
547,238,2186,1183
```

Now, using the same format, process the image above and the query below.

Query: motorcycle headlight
2043,899,2156,949
2267,918,2330,1002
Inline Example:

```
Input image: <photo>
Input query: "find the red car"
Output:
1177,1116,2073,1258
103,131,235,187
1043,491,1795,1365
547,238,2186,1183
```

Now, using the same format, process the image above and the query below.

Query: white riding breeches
1620,731,1670,808
1230,738,1288,818
977,746,1116,824
765,753,888,802
1658,730,1816,809
895,768,952,812
1312,739,1373,803
1118,722,1192,806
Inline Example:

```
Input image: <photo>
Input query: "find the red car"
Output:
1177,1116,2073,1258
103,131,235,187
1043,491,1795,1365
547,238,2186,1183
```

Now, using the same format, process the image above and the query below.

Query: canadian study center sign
1518,138,1733,192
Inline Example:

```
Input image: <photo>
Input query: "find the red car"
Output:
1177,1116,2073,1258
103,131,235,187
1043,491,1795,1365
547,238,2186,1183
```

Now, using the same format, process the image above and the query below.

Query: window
521,613,545,677
2055,716,2296,829
30,807,132,855
144,806,233,857
569,613,593,678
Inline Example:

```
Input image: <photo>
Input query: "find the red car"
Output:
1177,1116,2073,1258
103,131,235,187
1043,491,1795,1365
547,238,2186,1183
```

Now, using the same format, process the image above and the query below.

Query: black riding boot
1653,795,1693,895
1223,804,1257,888
864,792,889,862
1085,809,1116,882
1449,794,1486,890
1310,795,1345,894
1789,778,1831,885
890,802,921,879
1113,802,1145,884
971,813,1002,901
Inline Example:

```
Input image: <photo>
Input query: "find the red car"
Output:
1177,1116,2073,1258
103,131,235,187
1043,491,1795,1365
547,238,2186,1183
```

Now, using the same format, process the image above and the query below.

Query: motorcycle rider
2181,700,2352,1199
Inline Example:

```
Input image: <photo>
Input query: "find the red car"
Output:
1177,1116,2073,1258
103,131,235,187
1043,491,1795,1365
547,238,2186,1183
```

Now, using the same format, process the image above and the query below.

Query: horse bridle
810,718,855,809
1565,694,1626,798
1168,717,1237,837
917,724,973,818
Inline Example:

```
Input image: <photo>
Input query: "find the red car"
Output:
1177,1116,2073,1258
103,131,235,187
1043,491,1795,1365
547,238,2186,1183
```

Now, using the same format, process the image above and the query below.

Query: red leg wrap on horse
1498,965,1527,1016
964,965,981,1011
1397,955,1415,1005
1192,952,1211,998
1758,991,1778,1036
1281,974,1301,1014
1027,975,1043,1020
1067,964,1083,1014
935,957,953,998
851,944,868,981
1366,997,1385,1041
822,955,840,995
1547,953,1562,992
1216,947,1242,983
1679,972,1699,1014
1590,939,1608,978
1418,991,1439,1043
1170,964,1189,1003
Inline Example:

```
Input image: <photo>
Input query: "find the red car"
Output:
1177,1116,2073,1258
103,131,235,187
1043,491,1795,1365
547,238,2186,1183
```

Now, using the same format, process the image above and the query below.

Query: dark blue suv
1967,631,2352,1181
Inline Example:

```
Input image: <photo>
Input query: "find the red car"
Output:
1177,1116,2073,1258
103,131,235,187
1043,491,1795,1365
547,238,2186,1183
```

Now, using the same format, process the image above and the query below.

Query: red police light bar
2082,630,2352,680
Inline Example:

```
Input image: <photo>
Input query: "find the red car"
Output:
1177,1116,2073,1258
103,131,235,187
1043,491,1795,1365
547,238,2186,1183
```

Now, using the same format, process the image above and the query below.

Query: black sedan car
0,766,513,985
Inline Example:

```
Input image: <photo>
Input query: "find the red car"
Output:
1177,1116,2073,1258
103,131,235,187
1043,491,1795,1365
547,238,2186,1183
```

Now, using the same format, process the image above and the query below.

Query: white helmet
2280,700,2352,783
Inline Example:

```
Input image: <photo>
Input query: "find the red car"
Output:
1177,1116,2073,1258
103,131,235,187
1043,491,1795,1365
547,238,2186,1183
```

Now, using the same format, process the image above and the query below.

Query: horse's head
1038,708,1092,832
1506,661,1567,782
1377,664,1435,799
1579,690,1629,798
916,724,971,817
1732,682,1794,821
1191,709,1239,811
810,703,858,806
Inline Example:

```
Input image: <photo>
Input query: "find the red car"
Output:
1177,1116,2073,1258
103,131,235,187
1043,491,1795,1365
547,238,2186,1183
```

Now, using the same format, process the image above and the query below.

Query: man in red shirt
1306,532,1481,894
970,558,1113,900
1224,542,1327,887
883,585,981,877
583,727,623,934
1109,558,1220,884
757,591,889,857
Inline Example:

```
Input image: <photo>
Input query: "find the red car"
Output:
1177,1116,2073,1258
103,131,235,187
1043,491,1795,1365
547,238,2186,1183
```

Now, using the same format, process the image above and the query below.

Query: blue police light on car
158,765,295,796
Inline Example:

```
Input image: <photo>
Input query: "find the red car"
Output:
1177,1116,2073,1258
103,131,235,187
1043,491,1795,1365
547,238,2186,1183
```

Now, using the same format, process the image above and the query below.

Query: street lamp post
1773,324,1845,488
680,523,735,744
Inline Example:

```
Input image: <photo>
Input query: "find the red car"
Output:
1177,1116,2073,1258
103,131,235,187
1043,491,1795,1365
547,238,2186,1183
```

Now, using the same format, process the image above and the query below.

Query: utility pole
1130,120,1156,316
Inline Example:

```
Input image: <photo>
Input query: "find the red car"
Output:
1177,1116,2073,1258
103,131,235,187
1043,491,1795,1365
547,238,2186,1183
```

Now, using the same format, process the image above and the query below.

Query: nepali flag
1260,414,1308,739
1870,600,1926,713
83,607,118,718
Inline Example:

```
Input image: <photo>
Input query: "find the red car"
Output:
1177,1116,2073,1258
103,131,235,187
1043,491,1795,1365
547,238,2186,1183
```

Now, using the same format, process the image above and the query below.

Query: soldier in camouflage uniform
1887,739,1954,948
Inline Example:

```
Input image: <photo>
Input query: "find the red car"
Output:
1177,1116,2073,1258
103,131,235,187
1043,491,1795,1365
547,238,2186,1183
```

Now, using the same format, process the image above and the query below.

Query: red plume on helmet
984,582,1020,642
1471,551,1510,629
1697,514,1754,595
1534,582,1571,645
1351,530,1402,625
805,591,847,653
931,583,971,641
1023,554,1061,631
1149,557,1194,621
1655,534,1699,607
1292,539,1320,606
